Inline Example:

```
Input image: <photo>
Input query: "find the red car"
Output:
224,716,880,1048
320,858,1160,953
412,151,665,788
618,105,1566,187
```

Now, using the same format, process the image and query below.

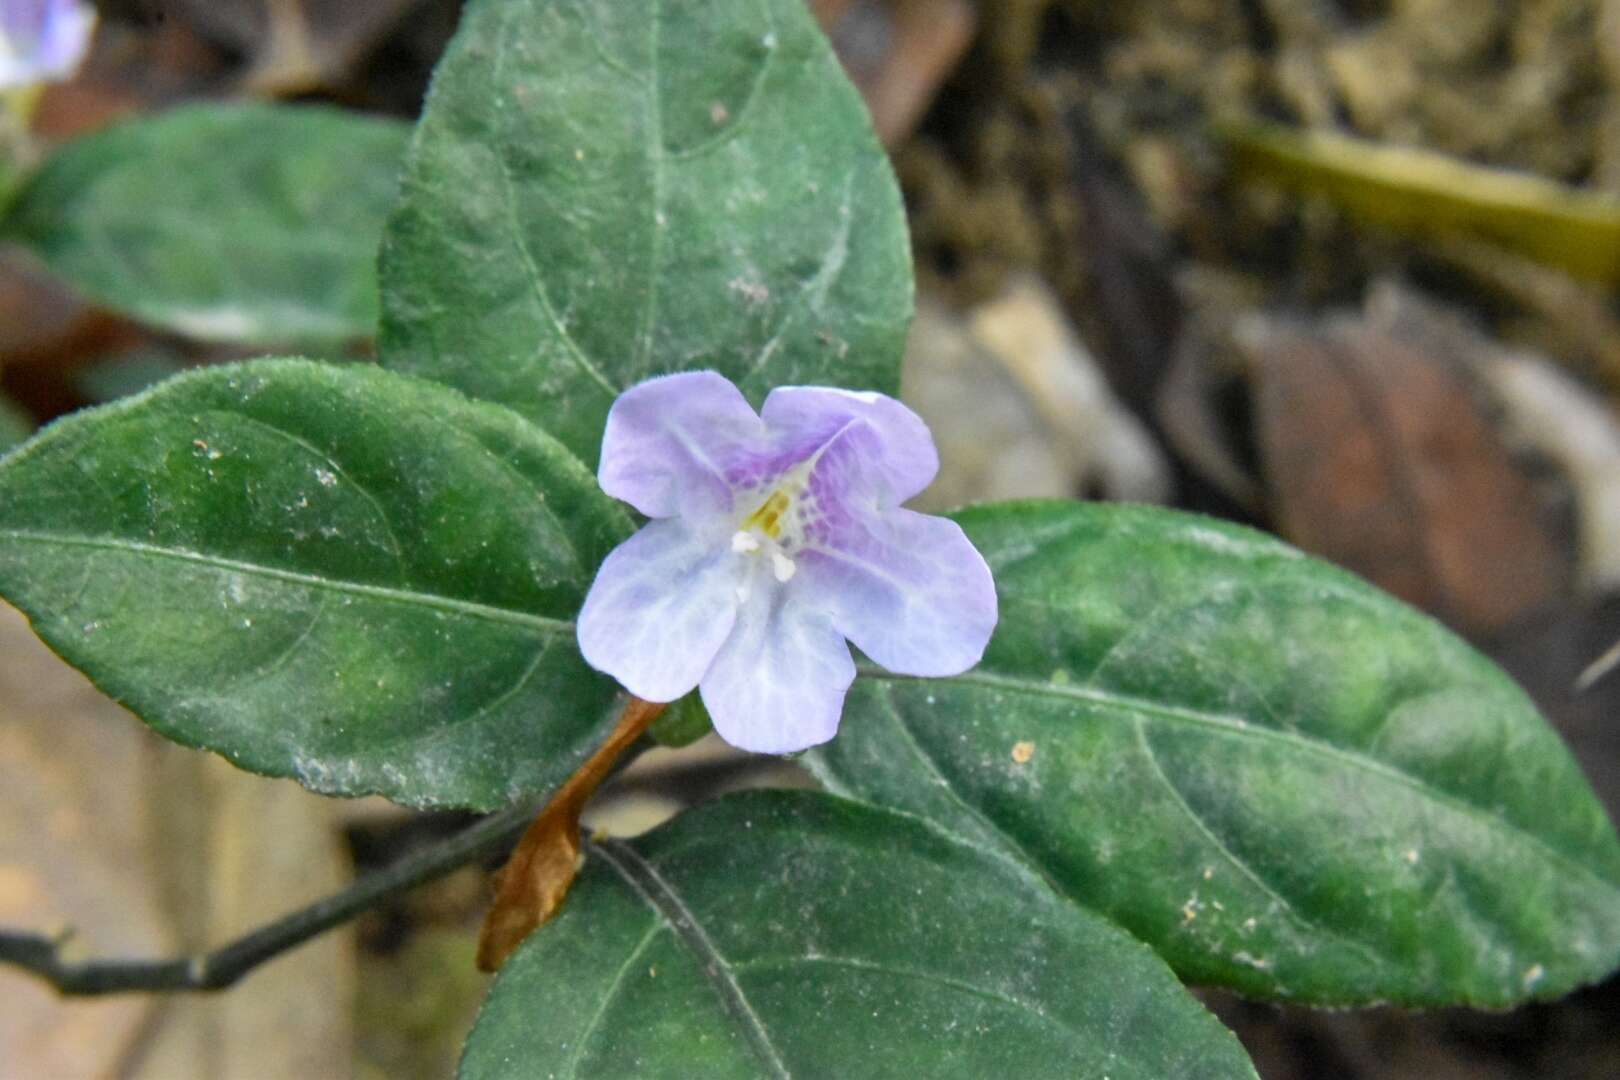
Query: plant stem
0,795,545,996
476,696,667,971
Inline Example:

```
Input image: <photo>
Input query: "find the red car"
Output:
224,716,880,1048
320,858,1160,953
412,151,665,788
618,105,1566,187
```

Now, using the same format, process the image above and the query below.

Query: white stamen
731,530,761,554
771,551,797,583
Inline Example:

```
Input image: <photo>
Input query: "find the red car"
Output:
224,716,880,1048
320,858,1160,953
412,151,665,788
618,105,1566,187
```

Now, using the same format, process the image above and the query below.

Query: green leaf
4,103,408,348
377,0,912,463
648,689,714,748
461,790,1257,1080
811,500,1620,1007
1224,120,1620,284
74,351,187,405
0,393,31,450
0,359,633,809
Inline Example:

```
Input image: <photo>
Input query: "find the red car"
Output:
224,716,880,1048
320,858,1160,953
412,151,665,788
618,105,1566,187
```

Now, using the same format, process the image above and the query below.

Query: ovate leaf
0,360,632,809
4,103,408,348
378,0,912,462
462,790,1257,1080
811,501,1620,1006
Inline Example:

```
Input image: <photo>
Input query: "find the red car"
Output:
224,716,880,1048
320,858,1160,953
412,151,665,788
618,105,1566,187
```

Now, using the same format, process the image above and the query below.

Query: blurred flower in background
0,0,94,91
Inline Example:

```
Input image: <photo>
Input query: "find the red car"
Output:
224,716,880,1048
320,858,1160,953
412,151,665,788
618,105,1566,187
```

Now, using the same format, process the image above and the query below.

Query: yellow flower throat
740,488,793,540
731,483,803,588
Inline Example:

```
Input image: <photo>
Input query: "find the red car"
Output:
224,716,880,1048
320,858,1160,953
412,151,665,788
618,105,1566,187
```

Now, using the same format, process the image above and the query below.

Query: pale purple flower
577,371,997,754
0,0,95,91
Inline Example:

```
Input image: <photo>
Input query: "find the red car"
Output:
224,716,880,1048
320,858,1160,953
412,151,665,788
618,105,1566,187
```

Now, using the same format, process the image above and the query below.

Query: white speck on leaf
728,276,770,305
1233,951,1273,972
1181,524,1300,561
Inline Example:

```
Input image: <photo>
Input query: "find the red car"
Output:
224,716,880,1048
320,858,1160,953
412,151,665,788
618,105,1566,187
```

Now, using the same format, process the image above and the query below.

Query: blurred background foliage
5,1,1620,1077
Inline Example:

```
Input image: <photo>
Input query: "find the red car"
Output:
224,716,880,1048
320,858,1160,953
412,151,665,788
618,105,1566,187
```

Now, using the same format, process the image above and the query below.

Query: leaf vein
356,634,558,757
1132,717,1390,969
565,5,645,83
663,5,779,163
747,171,856,379
877,684,1058,889
733,954,1055,1023
231,593,330,687
593,838,791,1079
563,922,662,1079
492,4,619,400
0,530,574,636
636,2,666,377
221,411,406,564
867,669,1620,897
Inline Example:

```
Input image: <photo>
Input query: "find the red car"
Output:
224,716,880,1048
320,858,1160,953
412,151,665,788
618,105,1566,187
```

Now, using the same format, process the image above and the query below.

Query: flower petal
577,518,743,702
800,504,997,677
761,385,938,505
34,0,95,78
0,0,94,89
597,371,768,520
700,578,855,754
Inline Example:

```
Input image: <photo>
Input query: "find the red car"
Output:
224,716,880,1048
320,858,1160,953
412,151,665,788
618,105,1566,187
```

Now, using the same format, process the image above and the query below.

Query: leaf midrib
863,667,1620,899
594,838,791,1079
0,530,574,636
490,0,619,400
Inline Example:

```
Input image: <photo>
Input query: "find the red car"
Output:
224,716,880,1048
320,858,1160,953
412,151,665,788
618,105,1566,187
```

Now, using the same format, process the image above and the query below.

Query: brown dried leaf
809,0,857,25
0,254,149,421
818,0,976,145
1157,325,1263,511
174,0,422,95
1247,312,1570,637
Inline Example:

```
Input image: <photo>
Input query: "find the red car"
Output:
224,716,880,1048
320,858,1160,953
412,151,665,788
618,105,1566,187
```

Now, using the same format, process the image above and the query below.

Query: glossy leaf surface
462,790,1257,1079
5,103,407,347
812,501,1620,1006
0,360,631,808
378,0,912,461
